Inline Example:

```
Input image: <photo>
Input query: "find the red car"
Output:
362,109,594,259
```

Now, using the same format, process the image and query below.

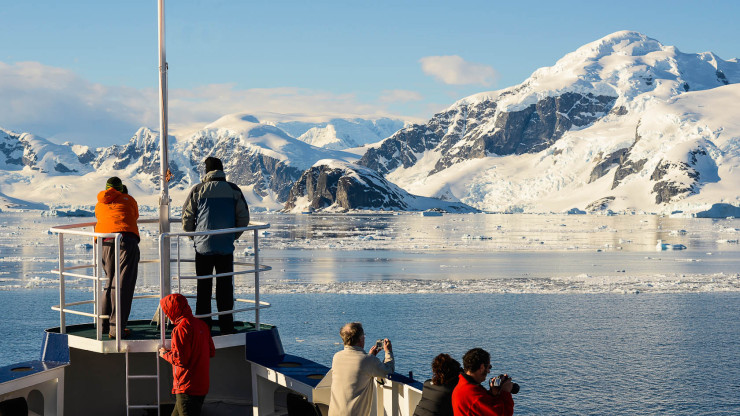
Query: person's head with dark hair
204,157,224,173
431,353,461,385
462,348,491,383
340,322,365,347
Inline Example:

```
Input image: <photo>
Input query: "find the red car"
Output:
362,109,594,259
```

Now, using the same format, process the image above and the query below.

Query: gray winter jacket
182,170,250,255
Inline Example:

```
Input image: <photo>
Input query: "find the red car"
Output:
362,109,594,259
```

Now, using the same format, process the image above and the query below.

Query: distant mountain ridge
2,31,740,214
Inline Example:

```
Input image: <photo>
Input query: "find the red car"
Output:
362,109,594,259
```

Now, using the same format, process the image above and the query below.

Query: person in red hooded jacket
94,176,139,339
159,293,216,416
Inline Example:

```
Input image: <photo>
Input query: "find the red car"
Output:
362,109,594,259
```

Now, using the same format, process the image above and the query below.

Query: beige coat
328,346,395,416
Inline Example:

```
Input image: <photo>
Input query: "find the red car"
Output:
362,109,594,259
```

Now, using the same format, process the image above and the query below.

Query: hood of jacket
160,293,194,325
203,170,226,182
97,188,123,204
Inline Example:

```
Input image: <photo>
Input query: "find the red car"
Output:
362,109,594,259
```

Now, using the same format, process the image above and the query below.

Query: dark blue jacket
182,170,250,255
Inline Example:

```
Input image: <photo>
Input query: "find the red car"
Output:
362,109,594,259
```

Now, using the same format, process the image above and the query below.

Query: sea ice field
1,211,739,415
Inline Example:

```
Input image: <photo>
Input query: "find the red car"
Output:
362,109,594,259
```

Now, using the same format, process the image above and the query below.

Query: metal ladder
125,349,161,415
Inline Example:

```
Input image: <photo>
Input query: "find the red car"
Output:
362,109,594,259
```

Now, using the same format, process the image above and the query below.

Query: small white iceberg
420,210,443,217
656,240,686,251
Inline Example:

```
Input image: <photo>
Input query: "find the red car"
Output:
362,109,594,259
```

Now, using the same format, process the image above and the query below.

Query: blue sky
1,0,739,146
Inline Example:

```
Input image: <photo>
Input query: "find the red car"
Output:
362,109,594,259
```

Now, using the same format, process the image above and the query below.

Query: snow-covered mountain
358,31,740,213
269,117,405,150
283,160,477,213
1,128,90,174
2,31,739,214
0,113,361,209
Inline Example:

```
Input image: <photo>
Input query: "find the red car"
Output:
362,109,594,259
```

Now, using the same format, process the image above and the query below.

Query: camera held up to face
491,374,520,394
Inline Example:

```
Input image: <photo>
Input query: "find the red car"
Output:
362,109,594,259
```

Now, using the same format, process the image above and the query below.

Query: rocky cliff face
283,161,476,212
92,127,186,186
360,92,617,177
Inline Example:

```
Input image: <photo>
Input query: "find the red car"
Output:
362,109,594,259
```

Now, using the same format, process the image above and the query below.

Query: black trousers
171,393,205,416
101,233,140,335
195,253,234,333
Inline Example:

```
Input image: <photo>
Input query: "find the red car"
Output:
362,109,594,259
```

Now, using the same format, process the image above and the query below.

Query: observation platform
47,319,275,353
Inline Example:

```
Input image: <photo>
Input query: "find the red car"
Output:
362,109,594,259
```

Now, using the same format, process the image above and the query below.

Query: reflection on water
0,212,739,292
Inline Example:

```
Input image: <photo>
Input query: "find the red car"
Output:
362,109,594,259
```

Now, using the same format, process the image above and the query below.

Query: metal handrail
158,222,272,343
50,219,272,351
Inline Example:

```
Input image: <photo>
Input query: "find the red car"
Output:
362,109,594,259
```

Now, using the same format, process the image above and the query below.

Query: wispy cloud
0,61,413,146
419,55,497,86
0,61,156,146
378,89,423,103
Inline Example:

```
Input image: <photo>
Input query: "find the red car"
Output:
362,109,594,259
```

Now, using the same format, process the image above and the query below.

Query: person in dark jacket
182,157,250,334
159,293,215,416
413,353,461,416
95,176,139,339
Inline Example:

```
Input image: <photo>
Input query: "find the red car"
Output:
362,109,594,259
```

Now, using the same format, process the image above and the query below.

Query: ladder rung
128,405,159,409
128,374,158,380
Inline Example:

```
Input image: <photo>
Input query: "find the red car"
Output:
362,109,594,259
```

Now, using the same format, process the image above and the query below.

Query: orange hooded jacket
94,188,139,237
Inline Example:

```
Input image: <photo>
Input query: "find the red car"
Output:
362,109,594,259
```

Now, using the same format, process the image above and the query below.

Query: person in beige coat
328,322,395,416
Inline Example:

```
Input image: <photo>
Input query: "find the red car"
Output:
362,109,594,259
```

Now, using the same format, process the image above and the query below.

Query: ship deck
47,319,274,353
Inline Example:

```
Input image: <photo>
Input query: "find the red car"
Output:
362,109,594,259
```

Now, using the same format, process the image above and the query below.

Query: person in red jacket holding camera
451,348,514,416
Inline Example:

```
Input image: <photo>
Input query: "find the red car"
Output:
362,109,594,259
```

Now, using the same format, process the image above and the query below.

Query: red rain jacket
451,373,514,416
94,188,139,237
160,294,215,395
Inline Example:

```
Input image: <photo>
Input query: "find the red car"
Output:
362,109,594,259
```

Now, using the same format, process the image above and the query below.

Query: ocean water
1,212,740,415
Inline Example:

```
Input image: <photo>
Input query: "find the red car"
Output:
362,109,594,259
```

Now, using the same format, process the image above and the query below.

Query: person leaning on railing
413,353,462,416
181,157,250,335
94,176,140,339
328,322,394,416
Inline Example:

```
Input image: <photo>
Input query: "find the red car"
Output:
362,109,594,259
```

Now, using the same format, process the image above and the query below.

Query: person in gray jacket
182,157,250,334
329,322,394,416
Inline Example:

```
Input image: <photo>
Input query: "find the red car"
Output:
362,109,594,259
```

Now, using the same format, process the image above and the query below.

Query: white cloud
0,61,413,146
0,61,157,146
378,89,423,103
419,55,498,86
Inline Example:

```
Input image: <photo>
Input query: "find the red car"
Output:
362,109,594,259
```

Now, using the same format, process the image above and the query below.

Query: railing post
159,233,167,346
57,233,66,334
96,234,105,341
115,234,122,352
176,236,181,294
254,228,260,330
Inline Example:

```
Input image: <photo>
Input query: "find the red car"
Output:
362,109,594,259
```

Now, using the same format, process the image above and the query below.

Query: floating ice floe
461,235,492,240
75,243,93,250
656,240,686,251
669,230,688,236
716,239,739,244
420,211,443,217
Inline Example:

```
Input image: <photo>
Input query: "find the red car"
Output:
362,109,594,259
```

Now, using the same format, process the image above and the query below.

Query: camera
491,374,520,394
375,339,384,350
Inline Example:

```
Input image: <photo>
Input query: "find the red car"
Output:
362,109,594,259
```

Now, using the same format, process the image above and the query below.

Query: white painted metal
57,234,65,333
125,350,160,415
157,0,171,297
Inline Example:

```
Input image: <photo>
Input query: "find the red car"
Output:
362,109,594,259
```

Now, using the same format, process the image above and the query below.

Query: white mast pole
158,0,171,296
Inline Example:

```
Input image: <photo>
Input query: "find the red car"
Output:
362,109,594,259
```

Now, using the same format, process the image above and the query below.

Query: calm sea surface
1,212,739,415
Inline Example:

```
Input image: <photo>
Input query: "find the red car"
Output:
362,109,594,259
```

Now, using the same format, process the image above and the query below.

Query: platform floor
48,319,273,341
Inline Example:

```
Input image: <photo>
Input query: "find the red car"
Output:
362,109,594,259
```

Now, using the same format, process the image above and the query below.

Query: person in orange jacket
159,293,215,416
94,176,139,339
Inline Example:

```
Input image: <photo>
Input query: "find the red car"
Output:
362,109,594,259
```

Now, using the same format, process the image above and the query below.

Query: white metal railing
157,223,273,343
49,219,272,352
